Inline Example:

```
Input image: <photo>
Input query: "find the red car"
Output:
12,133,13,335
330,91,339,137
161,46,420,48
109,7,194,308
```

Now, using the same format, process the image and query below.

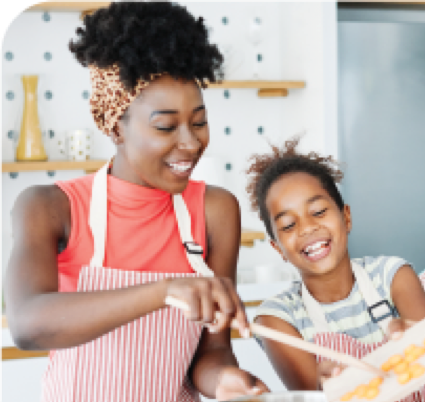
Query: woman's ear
112,123,125,145
270,239,288,262
343,204,352,234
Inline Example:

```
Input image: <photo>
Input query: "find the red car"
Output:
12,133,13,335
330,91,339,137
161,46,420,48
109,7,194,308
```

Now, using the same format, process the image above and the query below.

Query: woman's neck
302,253,355,304
109,153,152,188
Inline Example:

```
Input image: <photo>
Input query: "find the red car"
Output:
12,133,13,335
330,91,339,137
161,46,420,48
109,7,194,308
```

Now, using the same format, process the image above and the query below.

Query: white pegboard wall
1,3,338,278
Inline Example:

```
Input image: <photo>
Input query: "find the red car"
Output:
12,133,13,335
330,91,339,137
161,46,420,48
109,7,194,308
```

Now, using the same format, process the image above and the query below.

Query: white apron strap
88,160,111,267
351,261,394,334
301,282,332,333
87,159,214,276
301,262,395,335
173,194,214,277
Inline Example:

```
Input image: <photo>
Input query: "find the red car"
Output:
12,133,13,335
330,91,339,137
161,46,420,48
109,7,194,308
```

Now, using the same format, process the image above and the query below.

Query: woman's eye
155,126,176,132
193,121,207,128
313,208,327,217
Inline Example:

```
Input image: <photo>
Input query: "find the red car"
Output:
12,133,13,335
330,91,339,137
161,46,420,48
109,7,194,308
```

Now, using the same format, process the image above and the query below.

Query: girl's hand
164,277,250,338
387,318,417,341
317,360,346,388
215,366,270,401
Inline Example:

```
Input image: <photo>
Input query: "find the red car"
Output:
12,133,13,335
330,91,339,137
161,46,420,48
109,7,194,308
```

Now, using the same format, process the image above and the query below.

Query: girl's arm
255,315,320,390
4,185,248,351
391,264,425,322
190,186,269,400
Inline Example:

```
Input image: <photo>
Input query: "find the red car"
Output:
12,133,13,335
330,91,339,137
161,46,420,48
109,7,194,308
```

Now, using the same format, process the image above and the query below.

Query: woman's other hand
317,360,346,389
215,366,270,401
164,276,250,338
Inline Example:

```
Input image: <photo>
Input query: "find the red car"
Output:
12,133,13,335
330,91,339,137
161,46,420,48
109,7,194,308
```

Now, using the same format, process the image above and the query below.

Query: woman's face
117,75,209,194
266,172,352,278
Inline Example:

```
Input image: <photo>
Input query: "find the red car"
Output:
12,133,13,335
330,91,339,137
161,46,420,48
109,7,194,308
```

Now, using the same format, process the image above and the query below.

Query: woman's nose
177,126,202,153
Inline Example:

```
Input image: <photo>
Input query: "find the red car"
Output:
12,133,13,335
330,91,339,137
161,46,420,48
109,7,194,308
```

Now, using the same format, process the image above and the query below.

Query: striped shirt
254,256,408,344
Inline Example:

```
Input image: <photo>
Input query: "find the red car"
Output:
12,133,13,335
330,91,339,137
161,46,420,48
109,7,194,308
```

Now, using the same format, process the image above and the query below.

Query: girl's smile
266,172,352,279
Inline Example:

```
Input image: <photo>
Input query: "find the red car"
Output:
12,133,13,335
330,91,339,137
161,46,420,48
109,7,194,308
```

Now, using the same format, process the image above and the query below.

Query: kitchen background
1,1,424,401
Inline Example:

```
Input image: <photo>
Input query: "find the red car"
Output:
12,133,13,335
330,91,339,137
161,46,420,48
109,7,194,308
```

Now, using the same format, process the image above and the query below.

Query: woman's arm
5,185,249,351
190,186,268,400
4,185,172,350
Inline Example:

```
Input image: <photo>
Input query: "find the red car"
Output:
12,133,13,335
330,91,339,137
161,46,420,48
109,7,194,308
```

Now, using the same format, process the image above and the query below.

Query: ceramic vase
16,75,47,161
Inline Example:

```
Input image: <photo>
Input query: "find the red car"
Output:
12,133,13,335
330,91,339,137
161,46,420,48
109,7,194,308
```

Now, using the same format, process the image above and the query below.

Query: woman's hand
215,366,270,401
317,360,346,389
164,276,250,338
387,318,417,341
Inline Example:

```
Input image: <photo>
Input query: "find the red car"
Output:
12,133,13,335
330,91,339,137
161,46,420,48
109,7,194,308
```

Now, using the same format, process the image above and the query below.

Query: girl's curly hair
246,136,345,240
69,2,224,90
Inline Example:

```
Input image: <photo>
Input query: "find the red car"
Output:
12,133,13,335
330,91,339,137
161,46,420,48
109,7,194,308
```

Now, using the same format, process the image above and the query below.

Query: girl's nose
298,216,319,237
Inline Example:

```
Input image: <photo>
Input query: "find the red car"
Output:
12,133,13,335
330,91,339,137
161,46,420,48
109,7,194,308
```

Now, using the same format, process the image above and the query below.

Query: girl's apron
42,161,214,402
301,264,425,402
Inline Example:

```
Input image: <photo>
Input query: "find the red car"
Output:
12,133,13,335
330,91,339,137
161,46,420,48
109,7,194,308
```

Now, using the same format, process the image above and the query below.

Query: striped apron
302,266,425,402
41,161,214,402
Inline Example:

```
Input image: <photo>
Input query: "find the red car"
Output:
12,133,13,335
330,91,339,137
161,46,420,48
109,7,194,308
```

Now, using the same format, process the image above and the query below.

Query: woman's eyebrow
149,105,205,120
149,110,177,120
193,105,205,113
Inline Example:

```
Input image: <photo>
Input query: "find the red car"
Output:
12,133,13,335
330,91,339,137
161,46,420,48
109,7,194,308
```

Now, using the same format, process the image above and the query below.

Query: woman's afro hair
69,2,224,90
246,136,345,240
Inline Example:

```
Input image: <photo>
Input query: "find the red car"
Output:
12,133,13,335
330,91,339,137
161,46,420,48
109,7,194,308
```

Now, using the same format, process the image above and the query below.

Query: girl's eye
281,222,295,231
193,121,207,128
313,208,327,217
155,126,176,132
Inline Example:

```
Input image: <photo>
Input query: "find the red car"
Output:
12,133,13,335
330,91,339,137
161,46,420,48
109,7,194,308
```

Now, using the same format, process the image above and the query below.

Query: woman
4,3,268,401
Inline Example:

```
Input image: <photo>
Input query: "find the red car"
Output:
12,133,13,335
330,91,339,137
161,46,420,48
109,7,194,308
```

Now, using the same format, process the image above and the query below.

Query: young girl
4,3,268,401
246,137,425,398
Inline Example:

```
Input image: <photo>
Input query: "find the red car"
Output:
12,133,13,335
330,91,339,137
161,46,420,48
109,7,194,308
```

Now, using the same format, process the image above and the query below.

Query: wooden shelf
28,2,111,12
338,0,425,5
241,229,265,247
208,81,305,97
2,160,107,174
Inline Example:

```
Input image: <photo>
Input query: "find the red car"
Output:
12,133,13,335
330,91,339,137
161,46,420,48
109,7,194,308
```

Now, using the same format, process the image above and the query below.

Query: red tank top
56,174,206,292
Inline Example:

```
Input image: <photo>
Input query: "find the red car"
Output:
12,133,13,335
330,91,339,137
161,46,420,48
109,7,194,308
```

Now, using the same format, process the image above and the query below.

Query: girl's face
117,75,209,194
266,172,352,278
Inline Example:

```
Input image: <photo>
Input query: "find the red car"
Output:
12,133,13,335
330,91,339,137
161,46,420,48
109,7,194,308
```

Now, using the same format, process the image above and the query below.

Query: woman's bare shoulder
12,184,70,238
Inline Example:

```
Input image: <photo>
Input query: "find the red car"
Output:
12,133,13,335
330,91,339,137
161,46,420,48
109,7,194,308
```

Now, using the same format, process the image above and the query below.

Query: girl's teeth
305,241,328,255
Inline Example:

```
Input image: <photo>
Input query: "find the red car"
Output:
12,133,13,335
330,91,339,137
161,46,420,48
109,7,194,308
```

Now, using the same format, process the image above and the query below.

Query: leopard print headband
89,64,161,136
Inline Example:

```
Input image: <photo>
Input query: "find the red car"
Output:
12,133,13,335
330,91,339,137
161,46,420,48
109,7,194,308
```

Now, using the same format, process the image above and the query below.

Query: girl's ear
270,239,288,262
343,204,352,234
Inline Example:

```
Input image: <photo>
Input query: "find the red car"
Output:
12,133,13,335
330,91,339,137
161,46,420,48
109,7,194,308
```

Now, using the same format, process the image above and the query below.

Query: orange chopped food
365,387,379,400
388,354,403,366
340,391,355,401
398,372,411,385
381,361,393,371
394,361,409,374
405,354,418,364
414,346,425,357
368,377,383,387
404,344,417,355
355,385,368,398
410,363,425,378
